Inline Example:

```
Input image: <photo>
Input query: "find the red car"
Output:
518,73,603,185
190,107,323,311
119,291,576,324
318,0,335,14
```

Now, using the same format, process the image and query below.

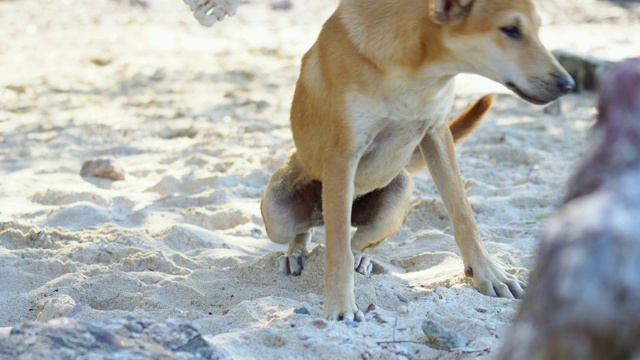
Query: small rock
80,157,126,181
397,305,409,314
294,307,310,315
149,69,167,81
366,304,376,312
271,0,292,10
6,84,26,94
345,320,359,328
421,320,466,350
486,324,497,331
312,320,327,329
89,57,112,66
374,314,391,324
552,49,614,92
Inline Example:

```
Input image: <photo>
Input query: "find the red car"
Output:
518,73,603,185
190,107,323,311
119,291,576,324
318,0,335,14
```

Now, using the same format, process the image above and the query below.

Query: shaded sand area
1,0,639,358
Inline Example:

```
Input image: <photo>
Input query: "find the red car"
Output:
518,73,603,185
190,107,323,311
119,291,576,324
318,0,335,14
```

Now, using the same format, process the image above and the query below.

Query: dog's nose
557,75,576,93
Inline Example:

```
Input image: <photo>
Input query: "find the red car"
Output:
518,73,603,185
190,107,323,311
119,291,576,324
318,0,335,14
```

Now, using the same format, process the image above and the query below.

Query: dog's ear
429,0,474,24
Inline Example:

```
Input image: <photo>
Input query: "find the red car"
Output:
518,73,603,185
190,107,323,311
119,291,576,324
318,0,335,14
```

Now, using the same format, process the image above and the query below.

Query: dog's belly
354,119,428,195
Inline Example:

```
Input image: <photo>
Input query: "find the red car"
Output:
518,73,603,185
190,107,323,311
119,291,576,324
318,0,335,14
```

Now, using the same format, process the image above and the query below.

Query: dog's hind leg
350,170,413,275
277,232,312,276
261,151,323,276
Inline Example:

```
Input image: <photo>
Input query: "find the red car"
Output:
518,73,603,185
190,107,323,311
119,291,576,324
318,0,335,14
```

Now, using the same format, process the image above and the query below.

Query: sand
1,0,639,358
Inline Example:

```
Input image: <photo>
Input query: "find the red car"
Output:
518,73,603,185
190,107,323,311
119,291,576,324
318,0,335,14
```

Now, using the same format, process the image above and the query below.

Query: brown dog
261,0,574,321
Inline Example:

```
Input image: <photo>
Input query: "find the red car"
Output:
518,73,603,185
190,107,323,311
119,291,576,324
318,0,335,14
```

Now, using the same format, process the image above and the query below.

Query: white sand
1,0,639,358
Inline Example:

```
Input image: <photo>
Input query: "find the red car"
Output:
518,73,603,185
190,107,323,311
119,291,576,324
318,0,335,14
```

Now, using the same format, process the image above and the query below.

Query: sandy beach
1,0,639,358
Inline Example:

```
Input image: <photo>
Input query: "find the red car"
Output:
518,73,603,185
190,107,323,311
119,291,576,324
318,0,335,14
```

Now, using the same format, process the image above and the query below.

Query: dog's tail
449,93,495,144
406,93,495,172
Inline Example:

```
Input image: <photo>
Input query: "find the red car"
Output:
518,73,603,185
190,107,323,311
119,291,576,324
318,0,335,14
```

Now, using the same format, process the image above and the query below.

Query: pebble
421,320,465,350
271,0,292,10
373,314,391,324
80,157,126,181
149,69,167,82
312,320,327,329
345,320,359,328
294,307,310,315
397,305,408,314
486,324,497,331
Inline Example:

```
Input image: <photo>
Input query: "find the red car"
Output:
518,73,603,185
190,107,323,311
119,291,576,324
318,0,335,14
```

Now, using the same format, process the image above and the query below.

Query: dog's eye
500,26,522,39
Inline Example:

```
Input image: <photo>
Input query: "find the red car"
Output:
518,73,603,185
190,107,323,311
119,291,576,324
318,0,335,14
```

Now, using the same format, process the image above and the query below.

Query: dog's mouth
505,82,553,105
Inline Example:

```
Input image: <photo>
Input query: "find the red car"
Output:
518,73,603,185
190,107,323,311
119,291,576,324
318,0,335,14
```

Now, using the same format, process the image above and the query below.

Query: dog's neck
338,0,456,76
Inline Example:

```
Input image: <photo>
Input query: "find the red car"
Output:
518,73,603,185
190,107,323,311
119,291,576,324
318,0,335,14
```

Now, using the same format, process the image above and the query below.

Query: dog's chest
347,77,454,153
353,77,453,122
346,79,454,194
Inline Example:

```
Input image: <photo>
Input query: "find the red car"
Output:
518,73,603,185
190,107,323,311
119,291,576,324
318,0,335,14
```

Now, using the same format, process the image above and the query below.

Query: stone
552,50,614,92
345,320,359,328
421,320,465,350
0,317,219,359
80,157,126,181
294,307,310,315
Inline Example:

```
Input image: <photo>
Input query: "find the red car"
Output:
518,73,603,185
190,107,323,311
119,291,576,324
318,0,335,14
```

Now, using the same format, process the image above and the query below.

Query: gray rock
271,0,292,11
294,307,310,315
0,316,219,360
421,320,465,350
345,320,359,328
553,49,615,92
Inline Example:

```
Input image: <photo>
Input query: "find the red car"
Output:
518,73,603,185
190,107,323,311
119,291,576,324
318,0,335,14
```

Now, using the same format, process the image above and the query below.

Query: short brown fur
261,0,573,321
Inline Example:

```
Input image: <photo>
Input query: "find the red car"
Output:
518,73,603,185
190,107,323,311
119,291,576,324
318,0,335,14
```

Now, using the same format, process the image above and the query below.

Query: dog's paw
276,254,306,276
466,258,526,299
353,252,373,275
324,304,365,322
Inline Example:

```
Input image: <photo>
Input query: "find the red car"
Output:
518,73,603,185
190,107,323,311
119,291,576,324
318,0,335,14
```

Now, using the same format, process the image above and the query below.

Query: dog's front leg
420,124,525,299
321,146,364,321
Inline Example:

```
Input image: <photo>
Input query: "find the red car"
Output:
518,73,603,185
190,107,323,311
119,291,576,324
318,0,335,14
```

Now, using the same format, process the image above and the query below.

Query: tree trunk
499,58,640,360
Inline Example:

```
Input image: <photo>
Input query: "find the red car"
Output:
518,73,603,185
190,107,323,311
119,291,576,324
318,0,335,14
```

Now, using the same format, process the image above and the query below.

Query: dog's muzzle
506,73,575,105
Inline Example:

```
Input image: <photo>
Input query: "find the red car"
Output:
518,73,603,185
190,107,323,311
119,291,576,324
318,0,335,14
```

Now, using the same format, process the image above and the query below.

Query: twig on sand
393,317,398,341
376,340,490,354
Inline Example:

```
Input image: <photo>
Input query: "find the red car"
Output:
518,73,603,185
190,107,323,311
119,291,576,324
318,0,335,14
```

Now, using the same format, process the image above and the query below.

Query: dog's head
431,0,574,105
